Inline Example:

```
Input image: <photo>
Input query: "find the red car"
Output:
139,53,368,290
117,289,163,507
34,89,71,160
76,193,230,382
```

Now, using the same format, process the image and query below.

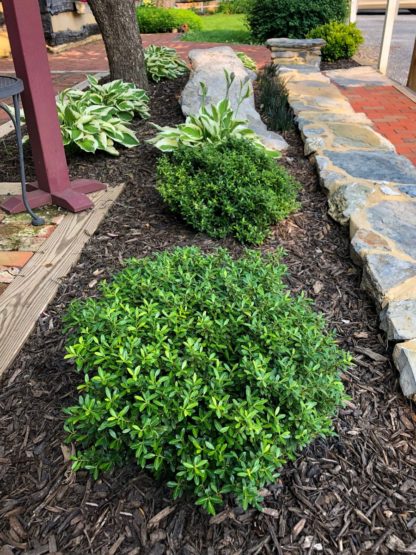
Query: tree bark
88,0,149,90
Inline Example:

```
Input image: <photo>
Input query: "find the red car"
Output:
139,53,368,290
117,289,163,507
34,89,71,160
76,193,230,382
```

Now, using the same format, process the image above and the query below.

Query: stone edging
266,40,416,400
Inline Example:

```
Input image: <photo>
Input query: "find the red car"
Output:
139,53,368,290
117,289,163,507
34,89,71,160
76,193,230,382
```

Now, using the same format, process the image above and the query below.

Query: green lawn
182,14,252,44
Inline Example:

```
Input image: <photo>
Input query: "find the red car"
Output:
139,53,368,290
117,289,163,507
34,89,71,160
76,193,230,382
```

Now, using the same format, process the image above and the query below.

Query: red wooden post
1,0,106,214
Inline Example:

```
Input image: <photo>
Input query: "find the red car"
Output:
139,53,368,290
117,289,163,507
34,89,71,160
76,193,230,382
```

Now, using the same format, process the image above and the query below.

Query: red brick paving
341,85,416,166
0,251,33,267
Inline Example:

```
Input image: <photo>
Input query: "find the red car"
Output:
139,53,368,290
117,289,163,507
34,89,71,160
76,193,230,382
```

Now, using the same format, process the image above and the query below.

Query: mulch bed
321,59,361,71
1,76,416,555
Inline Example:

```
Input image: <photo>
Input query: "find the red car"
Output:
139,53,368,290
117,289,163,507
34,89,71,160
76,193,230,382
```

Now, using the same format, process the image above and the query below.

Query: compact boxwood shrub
136,6,202,34
64,247,349,514
307,22,364,62
157,138,299,244
247,0,348,42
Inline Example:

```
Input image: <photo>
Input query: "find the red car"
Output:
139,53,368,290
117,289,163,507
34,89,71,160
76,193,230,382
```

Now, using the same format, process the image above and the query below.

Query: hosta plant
144,45,188,82
236,51,257,71
149,71,278,157
64,75,150,121
57,90,140,155
64,247,349,514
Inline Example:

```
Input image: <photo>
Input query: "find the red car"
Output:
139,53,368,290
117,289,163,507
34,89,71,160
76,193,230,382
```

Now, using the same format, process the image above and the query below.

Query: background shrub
64,247,349,514
307,22,364,61
157,138,299,244
218,0,253,14
136,6,202,34
247,0,348,42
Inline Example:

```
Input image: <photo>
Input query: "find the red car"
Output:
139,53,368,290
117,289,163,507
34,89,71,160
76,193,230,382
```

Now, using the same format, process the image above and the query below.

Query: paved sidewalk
326,66,416,166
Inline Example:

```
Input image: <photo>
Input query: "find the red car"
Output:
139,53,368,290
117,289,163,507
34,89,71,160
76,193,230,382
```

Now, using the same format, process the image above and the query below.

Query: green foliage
64,246,349,514
67,75,150,121
157,138,299,244
136,6,202,33
56,90,140,156
247,0,348,42
149,71,276,157
218,0,253,14
307,22,364,62
236,51,257,71
144,45,188,82
259,64,293,133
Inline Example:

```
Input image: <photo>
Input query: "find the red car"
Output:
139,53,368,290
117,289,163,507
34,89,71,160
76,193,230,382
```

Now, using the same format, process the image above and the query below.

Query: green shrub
247,0,348,42
259,64,293,133
157,138,299,244
236,51,257,71
64,246,349,514
136,6,202,34
307,22,364,62
218,0,253,14
145,45,188,82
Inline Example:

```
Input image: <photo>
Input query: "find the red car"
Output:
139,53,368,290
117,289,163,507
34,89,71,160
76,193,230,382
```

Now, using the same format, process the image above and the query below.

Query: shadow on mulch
0,76,415,555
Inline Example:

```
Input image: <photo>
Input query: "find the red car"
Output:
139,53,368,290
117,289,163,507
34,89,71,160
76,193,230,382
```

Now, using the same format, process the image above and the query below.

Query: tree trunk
88,0,149,90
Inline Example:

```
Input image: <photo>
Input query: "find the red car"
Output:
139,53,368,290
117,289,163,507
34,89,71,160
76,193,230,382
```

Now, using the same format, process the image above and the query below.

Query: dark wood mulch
321,59,361,72
1,77,416,555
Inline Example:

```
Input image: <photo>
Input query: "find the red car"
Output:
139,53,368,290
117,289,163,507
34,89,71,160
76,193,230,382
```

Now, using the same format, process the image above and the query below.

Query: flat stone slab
367,201,416,259
181,46,288,152
362,253,416,304
393,340,416,400
380,300,416,341
329,123,394,151
325,66,391,88
324,150,416,184
266,38,325,49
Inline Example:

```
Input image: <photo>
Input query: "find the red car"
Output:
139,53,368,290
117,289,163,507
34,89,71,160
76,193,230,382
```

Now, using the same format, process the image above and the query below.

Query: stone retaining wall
266,38,416,400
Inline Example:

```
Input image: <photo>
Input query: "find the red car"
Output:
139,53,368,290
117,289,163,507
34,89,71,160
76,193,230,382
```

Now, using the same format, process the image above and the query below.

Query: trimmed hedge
308,22,364,62
247,0,348,42
136,6,202,34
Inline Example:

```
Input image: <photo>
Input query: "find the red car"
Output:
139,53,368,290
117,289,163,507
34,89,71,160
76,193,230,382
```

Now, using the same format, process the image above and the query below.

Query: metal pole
378,0,399,75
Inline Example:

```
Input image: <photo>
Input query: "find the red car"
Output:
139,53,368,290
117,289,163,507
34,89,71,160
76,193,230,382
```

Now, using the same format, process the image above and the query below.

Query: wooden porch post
378,0,399,75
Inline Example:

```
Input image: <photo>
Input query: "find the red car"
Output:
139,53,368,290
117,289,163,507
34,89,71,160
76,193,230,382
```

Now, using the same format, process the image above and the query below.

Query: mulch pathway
0,76,416,555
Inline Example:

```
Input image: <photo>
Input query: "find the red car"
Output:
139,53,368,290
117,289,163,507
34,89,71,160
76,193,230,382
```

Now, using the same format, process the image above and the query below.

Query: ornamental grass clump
157,138,299,244
64,247,350,514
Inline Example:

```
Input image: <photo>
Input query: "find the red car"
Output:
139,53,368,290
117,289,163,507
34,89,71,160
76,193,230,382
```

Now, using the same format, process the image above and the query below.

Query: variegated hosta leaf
145,45,188,83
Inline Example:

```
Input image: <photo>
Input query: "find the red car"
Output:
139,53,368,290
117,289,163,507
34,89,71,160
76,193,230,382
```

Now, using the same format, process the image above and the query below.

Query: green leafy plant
157,138,299,244
64,246,349,514
136,6,202,33
149,71,276,157
307,21,364,62
56,90,140,155
259,64,293,133
236,51,257,71
247,0,348,42
144,45,188,82
80,75,150,121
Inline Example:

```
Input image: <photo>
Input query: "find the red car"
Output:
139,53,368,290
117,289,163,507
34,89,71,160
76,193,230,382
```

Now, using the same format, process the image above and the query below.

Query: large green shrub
247,0,348,42
307,22,364,62
64,247,349,514
136,6,202,34
157,138,299,244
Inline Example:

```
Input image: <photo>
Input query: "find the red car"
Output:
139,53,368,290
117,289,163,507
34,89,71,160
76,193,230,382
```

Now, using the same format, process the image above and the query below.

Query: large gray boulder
180,46,288,152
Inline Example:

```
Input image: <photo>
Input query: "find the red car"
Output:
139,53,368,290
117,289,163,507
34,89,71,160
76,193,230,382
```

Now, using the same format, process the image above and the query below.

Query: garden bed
0,76,415,554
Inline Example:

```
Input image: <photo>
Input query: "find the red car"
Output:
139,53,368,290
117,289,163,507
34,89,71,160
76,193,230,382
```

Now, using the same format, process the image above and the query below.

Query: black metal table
0,75,44,225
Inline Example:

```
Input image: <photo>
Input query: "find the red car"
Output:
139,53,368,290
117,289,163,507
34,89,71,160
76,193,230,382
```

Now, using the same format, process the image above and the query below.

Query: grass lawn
182,14,252,44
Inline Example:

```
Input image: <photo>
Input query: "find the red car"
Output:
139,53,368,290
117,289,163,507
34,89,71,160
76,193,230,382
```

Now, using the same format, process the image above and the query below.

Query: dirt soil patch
321,59,361,72
0,76,415,555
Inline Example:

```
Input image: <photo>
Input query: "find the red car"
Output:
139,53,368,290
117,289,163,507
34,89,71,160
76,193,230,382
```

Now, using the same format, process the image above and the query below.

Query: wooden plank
378,0,399,75
0,184,124,378
407,38,416,93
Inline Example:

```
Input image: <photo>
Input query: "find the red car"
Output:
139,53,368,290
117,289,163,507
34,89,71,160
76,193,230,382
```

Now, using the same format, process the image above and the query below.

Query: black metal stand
0,76,44,226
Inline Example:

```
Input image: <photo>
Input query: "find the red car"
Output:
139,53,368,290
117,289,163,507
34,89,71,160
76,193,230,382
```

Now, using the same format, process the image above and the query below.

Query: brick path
341,86,416,166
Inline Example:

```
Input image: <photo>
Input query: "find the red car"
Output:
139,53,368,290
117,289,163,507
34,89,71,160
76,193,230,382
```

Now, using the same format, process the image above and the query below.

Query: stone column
266,38,326,69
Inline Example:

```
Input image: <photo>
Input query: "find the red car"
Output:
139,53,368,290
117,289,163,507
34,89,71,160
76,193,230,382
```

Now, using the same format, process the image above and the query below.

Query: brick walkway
341,86,416,166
